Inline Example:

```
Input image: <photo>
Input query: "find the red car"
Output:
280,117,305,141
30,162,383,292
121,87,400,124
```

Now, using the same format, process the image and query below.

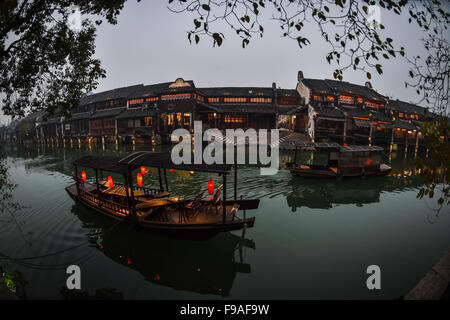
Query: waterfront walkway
405,246,450,300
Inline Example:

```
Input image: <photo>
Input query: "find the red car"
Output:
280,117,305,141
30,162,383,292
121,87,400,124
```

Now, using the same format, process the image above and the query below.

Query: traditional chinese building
32,73,440,150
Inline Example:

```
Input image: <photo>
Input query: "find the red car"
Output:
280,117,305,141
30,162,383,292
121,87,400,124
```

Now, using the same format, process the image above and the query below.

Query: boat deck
140,205,238,225
66,183,243,226
66,183,97,196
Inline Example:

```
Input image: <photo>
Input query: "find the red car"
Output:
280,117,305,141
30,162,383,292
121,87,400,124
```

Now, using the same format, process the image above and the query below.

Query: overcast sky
1,1,448,125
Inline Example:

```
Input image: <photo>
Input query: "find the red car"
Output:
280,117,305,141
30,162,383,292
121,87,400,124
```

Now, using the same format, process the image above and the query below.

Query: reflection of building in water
286,154,425,211
74,205,254,297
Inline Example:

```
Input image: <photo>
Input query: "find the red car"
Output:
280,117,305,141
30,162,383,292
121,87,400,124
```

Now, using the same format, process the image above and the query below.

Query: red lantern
137,173,143,187
81,170,86,181
208,179,214,195
140,166,146,175
108,176,114,188
169,168,174,172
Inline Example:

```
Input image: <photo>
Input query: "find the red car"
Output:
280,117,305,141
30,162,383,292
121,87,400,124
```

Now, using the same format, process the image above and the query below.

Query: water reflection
73,204,254,297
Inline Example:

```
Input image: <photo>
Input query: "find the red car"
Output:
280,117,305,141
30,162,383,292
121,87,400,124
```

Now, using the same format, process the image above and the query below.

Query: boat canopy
73,155,129,174
73,151,233,174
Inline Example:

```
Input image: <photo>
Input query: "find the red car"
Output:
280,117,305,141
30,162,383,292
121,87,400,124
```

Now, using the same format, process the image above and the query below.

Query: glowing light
208,179,214,195
169,168,174,172
108,176,114,188
137,173,143,187
140,166,146,175
81,171,87,182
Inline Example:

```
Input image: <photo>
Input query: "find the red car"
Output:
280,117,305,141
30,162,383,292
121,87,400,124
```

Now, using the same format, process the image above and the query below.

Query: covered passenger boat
283,142,392,178
66,151,259,233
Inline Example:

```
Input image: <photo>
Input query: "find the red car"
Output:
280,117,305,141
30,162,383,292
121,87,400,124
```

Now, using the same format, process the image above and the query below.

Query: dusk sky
1,1,447,124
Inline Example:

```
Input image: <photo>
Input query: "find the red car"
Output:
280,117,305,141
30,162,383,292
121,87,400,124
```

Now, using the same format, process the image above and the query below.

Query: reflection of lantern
140,166,146,175
81,170,86,181
208,179,214,195
137,173,143,187
108,176,114,188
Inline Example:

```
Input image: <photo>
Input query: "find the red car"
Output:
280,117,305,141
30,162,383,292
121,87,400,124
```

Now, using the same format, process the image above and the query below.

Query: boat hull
65,185,255,233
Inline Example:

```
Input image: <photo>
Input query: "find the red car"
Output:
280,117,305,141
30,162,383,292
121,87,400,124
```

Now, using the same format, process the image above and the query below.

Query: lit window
208,97,220,103
250,97,272,103
161,94,191,100
224,115,245,123
129,98,144,105
184,113,191,126
224,97,247,103
167,114,174,125
339,95,354,105
144,117,152,126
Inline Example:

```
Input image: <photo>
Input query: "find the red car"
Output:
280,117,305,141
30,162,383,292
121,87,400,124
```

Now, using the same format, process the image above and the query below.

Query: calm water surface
1,143,449,299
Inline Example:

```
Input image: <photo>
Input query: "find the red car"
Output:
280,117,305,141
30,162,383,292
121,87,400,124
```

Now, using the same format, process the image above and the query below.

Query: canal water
0,143,449,299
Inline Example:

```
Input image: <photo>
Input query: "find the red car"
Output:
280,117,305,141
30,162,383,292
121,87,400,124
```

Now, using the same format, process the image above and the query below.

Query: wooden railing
106,181,164,196
79,188,130,215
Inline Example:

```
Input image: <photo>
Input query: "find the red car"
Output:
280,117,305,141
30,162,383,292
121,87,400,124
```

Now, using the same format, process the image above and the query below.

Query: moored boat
66,151,259,233
283,142,392,178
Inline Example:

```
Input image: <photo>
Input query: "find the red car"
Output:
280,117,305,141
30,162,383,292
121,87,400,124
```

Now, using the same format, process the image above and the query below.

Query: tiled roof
198,87,273,97
64,112,92,121
324,79,386,101
91,107,126,119
373,112,393,123
276,89,299,97
200,103,277,114
130,80,196,98
302,79,335,95
80,84,144,105
387,99,427,116
394,120,418,130
116,108,156,119
315,107,345,119
342,108,371,119
302,78,386,102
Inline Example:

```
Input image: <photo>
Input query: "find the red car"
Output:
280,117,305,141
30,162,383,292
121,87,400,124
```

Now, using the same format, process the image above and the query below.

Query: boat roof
281,142,384,152
120,151,233,174
73,156,129,174
73,152,233,174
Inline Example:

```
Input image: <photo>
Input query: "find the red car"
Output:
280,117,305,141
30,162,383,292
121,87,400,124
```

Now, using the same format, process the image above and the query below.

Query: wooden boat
66,151,259,233
284,142,392,178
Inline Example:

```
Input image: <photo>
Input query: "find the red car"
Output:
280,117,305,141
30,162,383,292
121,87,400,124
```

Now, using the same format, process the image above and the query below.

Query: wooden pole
124,174,130,214
222,174,227,224
75,165,80,198
128,169,136,220
95,169,99,193
95,168,100,206
158,167,163,191
234,150,237,201
163,168,169,192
